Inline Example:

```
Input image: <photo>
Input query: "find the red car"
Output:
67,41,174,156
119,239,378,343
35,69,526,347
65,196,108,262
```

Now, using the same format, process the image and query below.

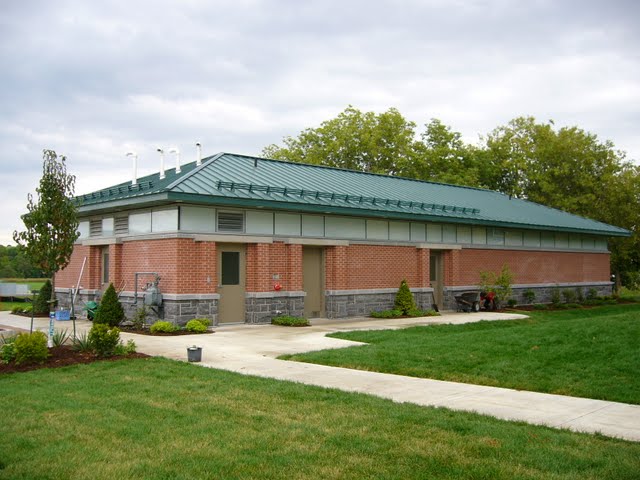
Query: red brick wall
325,246,348,290
57,240,611,294
57,239,219,294
452,249,610,286
246,242,303,292
55,245,91,289
324,245,425,290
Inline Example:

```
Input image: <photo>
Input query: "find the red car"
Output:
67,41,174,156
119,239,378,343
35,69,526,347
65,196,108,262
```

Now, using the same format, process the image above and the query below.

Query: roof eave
166,192,629,237
77,193,171,215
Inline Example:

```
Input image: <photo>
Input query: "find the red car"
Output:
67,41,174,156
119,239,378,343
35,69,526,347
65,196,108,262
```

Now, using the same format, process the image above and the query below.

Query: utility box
144,283,163,307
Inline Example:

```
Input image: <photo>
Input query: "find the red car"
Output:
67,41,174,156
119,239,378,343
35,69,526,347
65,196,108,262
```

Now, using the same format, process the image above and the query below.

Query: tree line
263,106,640,288
0,245,43,278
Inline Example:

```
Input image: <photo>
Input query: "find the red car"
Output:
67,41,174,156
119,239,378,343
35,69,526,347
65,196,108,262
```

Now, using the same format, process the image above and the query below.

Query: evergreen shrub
33,280,52,314
394,280,416,314
94,283,124,327
523,289,536,304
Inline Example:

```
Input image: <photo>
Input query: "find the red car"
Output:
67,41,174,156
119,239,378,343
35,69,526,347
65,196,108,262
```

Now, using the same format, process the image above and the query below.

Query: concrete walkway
2,311,639,442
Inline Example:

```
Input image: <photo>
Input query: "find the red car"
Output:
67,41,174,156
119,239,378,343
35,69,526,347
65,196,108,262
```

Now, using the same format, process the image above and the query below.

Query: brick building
55,152,629,324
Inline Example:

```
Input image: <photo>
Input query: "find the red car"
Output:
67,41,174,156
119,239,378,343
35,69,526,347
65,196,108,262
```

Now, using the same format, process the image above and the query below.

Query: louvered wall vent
217,212,244,233
89,220,102,237
114,216,129,235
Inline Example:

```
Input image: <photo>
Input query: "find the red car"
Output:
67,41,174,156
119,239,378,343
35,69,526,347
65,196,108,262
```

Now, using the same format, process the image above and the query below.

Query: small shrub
21,305,32,313
150,321,178,334
532,304,548,310
507,299,518,307
94,283,125,327
394,280,416,315
33,279,53,314
271,316,310,327
114,339,137,356
562,289,577,304
88,324,121,357
478,265,513,308
551,288,561,306
406,308,440,317
1,342,17,364
72,332,94,352
582,298,605,306
52,329,70,347
131,306,149,330
523,289,536,304
11,306,23,314
14,331,49,365
191,318,211,327
186,319,208,333
370,309,404,319
0,334,16,347
1,335,17,364
575,288,584,303
586,288,599,300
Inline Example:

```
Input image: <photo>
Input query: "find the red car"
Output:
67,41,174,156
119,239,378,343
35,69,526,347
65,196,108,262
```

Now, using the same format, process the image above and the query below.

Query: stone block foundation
443,282,613,310
325,288,434,318
245,291,305,324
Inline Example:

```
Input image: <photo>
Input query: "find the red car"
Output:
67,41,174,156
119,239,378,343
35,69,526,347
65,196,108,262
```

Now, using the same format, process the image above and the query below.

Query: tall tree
264,108,639,286
263,106,419,176
482,117,639,286
409,119,483,186
13,150,79,307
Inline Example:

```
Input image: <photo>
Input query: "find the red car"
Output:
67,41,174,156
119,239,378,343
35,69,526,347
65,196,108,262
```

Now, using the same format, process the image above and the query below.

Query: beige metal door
430,251,444,310
217,244,246,324
303,246,324,318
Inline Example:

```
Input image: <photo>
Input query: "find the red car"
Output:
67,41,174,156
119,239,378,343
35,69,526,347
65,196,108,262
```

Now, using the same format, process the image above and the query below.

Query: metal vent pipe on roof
168,147,181,174
156,148,166,180
126,151,138,185
196,142,202,166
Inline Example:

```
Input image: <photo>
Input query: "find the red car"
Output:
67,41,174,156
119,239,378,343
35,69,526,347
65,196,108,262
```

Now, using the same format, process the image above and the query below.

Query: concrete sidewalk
2,310,639,442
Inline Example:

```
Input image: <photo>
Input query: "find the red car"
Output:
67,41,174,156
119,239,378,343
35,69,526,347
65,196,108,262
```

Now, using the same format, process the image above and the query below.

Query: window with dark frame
221,252,240,285
102,248,110,284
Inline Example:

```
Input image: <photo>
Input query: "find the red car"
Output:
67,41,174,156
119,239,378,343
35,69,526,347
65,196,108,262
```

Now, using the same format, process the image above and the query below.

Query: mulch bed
0,346,149,374
11,312,50,318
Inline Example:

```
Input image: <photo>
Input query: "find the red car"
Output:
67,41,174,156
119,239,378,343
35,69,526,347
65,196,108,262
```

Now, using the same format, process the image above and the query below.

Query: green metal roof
77,152,630,237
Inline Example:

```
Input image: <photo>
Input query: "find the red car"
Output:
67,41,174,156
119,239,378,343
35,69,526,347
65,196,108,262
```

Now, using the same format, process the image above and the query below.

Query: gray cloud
1,0,638,244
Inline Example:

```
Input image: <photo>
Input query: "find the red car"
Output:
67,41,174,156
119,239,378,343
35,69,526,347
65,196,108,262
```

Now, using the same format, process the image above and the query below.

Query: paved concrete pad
2,310,639,442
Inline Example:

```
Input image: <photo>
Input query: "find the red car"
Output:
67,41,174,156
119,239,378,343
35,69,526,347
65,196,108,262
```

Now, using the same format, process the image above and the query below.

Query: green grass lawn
0,278,46,291
619,287,640,302
0,278,46,311
0,301,26,312
282,304,640,404
0,358,639,479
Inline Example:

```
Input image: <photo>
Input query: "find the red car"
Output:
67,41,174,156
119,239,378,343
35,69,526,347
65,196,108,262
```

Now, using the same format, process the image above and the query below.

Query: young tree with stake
13,149,80,316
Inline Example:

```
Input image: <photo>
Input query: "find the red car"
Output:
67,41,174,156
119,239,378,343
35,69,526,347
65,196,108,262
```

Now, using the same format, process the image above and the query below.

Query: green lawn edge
0,357,639,479
282,304,640,404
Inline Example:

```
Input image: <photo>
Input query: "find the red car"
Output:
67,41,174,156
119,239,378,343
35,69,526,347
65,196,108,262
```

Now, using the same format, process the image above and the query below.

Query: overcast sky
1,0,638,245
